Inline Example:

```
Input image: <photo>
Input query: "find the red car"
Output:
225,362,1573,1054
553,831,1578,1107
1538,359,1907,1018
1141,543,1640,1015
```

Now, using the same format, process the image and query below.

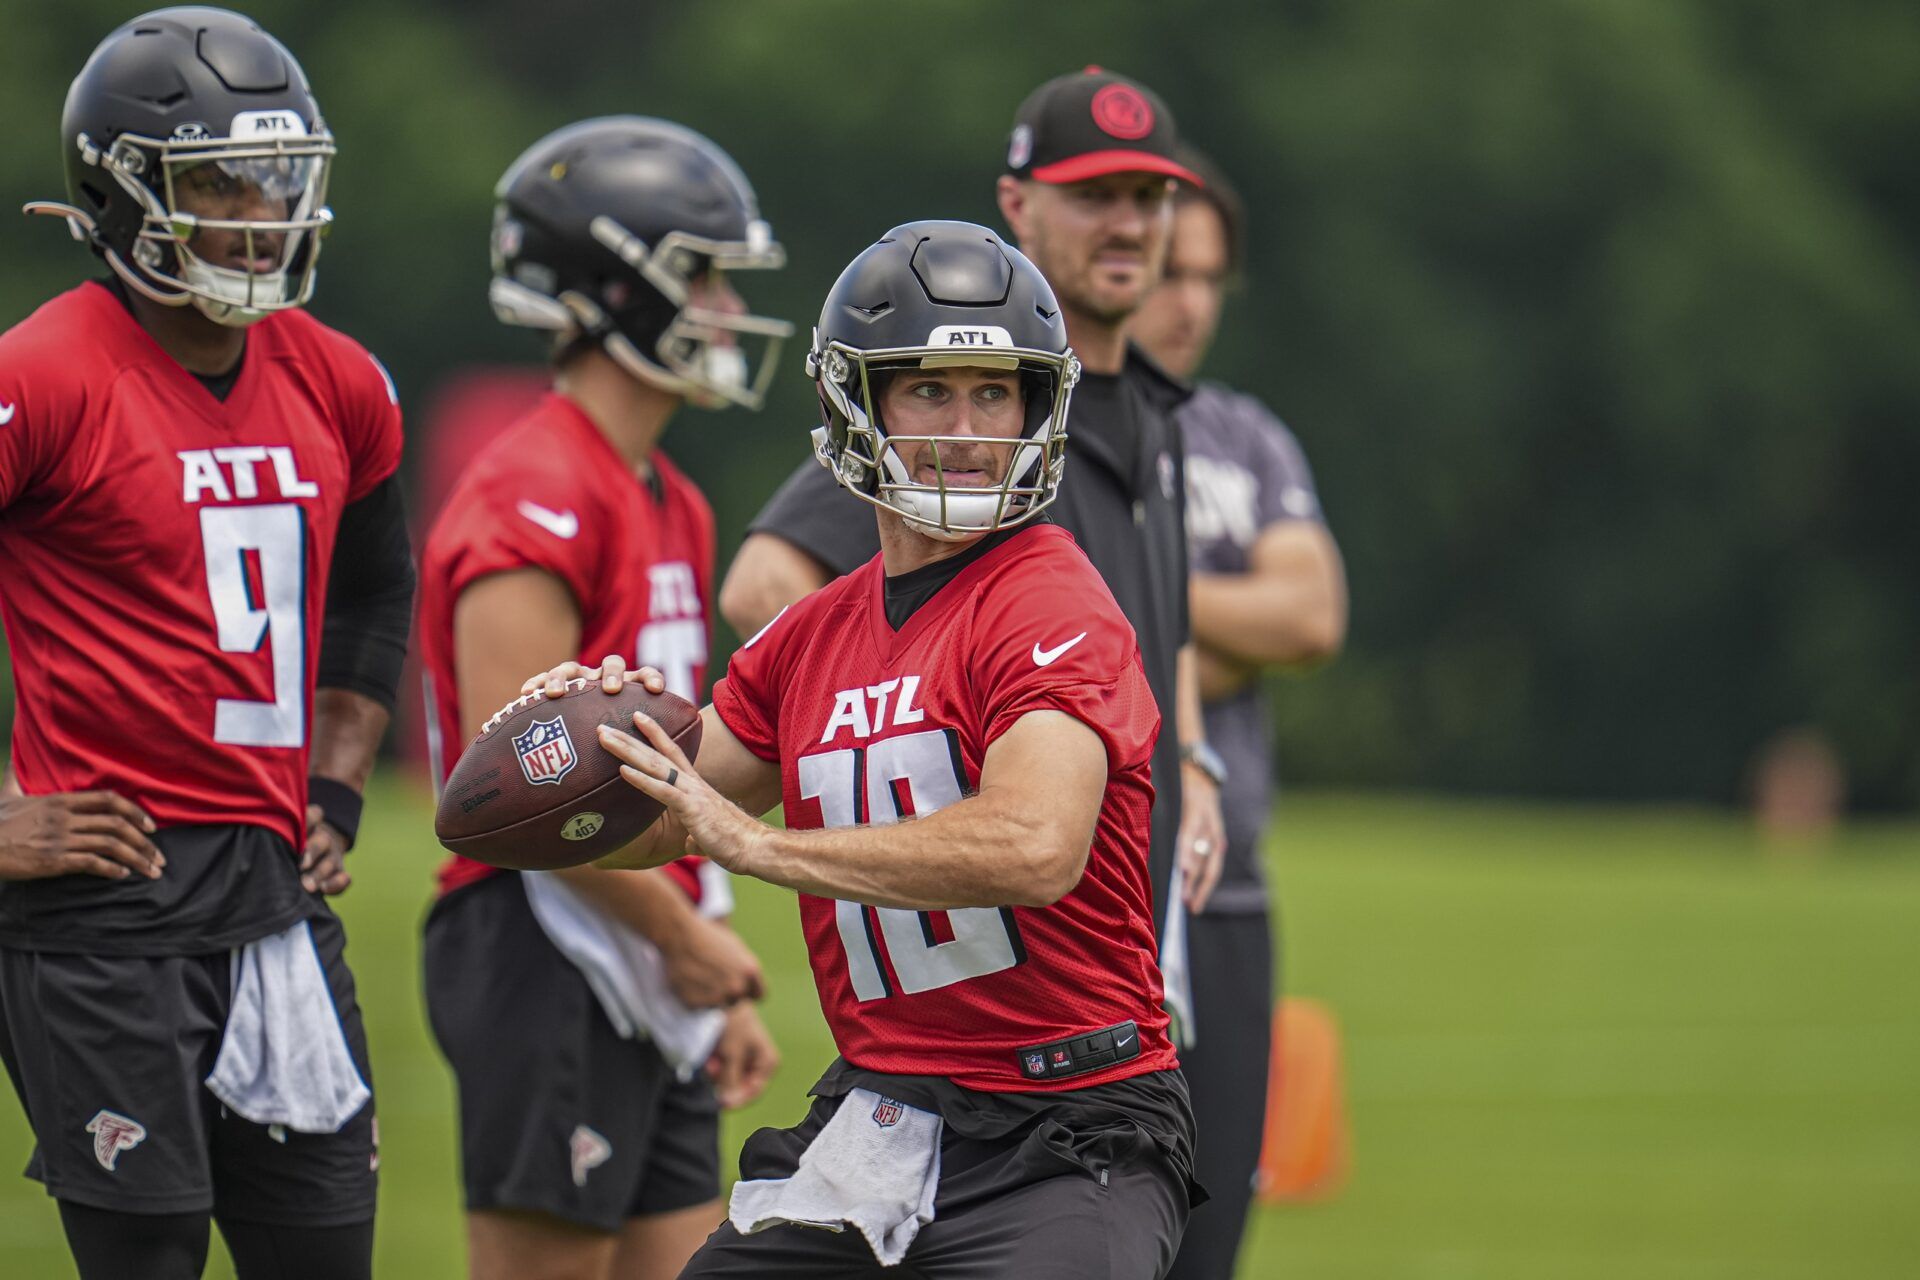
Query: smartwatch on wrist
1179,740,1228,789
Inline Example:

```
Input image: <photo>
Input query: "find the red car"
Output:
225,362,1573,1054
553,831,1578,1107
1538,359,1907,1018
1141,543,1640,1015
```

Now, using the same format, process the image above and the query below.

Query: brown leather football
434,678,703,870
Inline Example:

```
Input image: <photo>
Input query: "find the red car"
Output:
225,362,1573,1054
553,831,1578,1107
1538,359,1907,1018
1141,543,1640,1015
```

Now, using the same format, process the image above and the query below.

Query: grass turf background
3,780,1916,1277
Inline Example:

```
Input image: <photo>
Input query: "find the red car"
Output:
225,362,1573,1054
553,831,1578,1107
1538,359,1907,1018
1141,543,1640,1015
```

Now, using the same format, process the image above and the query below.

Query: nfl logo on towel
872,1097,903,1128
513,716,577,786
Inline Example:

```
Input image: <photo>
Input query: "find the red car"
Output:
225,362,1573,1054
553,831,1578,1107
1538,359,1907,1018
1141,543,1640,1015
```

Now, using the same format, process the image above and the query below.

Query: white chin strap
181,258,286,328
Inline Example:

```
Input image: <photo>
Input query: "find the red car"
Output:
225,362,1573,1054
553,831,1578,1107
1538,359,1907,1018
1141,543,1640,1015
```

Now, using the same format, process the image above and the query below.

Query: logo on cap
1091,84,1154,140
1007,123,1033,170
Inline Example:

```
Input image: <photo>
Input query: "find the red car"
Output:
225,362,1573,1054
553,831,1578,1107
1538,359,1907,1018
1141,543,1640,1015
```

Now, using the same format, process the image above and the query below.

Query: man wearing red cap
723,67,1228,1040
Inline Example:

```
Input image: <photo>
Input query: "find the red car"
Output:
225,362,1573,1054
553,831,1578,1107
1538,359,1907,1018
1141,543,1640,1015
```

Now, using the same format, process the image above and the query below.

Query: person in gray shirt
1129,151,1347,1280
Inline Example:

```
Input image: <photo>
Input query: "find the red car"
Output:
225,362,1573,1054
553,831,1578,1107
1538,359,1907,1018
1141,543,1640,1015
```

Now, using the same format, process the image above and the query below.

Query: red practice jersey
0,283,402,850
713,523,1173,1091
418,392,717,899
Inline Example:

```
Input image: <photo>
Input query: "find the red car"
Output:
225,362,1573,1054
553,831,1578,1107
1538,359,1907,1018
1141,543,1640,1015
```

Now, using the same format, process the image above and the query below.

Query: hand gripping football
434,678,703,870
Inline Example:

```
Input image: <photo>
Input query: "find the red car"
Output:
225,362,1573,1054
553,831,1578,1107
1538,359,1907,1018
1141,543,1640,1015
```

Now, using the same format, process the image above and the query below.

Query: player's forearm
736,788,1089,911
308,688,390,790
1189,568,1345,667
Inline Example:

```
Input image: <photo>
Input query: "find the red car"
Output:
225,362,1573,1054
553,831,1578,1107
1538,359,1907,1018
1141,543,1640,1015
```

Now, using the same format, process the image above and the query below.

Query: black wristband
307,776,364,851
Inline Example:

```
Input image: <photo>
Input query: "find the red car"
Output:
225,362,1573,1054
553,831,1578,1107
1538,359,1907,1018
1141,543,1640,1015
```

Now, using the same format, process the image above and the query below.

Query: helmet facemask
810,333,1080,542
494,214,792,411
84,118,334,327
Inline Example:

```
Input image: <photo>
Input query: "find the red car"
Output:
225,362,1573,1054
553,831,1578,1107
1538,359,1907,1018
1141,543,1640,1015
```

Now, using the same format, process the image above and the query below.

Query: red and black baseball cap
1005,66,1203,187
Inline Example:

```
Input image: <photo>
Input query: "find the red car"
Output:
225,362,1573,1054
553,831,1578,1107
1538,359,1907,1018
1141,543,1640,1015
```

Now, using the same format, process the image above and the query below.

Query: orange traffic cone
1254,996,1351,1202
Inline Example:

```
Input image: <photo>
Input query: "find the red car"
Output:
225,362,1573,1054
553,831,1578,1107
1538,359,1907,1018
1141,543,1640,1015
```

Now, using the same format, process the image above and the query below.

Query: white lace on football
479,676,595,737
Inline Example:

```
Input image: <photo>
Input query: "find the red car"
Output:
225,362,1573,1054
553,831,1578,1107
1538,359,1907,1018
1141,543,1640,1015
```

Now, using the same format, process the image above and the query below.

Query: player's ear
996,176,1031,243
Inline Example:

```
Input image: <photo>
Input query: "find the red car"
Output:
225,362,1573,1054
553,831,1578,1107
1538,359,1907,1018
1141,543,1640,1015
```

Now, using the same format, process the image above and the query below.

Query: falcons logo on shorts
570,1124,611,1187
85,1110,147,1171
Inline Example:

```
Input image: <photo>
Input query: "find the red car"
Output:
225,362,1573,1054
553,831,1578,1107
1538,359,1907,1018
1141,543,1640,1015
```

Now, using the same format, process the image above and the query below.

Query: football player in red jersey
0,10,409,1280
416,118,785,1280
528,222,1199,1279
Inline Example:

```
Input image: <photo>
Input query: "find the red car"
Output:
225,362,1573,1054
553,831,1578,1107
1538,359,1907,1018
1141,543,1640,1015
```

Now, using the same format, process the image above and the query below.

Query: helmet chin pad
182,257,285,327
889,488,1023,541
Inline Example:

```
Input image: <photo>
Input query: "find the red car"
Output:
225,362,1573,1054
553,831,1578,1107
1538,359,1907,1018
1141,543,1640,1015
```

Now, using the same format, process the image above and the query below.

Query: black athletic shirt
881,526,1023,630
748,344,1193,930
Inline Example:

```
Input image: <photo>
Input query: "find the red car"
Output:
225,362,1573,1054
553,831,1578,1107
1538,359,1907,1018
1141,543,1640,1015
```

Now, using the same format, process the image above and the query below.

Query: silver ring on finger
1193,838,1214,856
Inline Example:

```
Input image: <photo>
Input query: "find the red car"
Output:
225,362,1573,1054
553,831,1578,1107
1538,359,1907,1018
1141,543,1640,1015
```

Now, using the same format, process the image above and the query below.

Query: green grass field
3,782,1916,1278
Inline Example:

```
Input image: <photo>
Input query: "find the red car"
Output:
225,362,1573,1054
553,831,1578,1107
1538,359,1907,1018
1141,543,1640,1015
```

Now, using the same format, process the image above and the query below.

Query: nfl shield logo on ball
872,1097,903,1128
513,716,577,786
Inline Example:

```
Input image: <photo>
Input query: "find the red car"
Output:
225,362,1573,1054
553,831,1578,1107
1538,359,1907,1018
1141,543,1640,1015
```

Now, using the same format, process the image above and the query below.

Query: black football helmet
26,7,334,326
489,117,792,411
806,221,1079,539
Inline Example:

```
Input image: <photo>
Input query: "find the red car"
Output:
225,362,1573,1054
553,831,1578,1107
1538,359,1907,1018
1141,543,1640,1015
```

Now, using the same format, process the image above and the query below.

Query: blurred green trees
2,0,1914,807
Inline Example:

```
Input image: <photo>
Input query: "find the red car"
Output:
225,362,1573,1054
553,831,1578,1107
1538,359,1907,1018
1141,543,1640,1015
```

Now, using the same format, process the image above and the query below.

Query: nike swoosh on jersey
1115,1032,1135,1049
1031,632,1088,666
0,402,16,425
516,500,579,540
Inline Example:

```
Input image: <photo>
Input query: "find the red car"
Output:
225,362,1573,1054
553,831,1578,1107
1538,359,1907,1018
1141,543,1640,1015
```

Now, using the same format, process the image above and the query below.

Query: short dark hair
1171,145,1246,280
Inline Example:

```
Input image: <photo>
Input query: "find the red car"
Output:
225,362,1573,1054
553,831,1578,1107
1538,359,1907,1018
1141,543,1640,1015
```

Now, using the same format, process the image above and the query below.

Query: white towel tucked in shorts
520,866,731,1079
729,1088,942,1267
205,920,370,1133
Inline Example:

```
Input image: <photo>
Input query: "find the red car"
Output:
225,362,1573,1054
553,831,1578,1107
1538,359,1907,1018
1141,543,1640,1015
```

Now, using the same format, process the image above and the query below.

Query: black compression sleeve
218,1217,374,1280
58,1201,210,1280
316,475,416,710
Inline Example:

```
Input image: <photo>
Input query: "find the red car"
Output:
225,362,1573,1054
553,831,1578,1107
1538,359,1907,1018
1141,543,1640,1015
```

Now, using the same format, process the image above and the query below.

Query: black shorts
0,908,377,1223
683,1074,1192,1279
423,872,721,1233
